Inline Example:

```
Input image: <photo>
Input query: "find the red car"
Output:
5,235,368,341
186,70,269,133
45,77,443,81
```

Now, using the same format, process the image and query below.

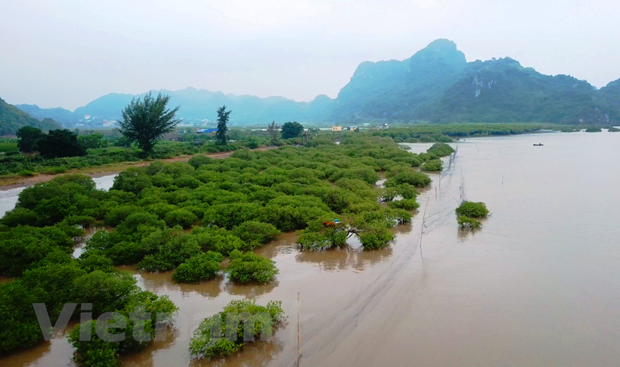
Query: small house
196,128,217,134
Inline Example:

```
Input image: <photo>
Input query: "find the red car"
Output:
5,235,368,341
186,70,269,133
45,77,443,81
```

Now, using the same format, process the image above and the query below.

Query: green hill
333,39,620,125
0,98,60,135
431,58,615,124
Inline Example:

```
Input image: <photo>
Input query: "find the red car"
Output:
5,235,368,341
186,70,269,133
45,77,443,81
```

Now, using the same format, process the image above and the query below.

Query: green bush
0,282,46,353
137,233,201,272
48,166,67,174
0,225,73,276
79,253,114,273
191,227,250,255
0,207,40,227
226,250,278,284
422,159,442,172
455,201,489,218
396,183,418,199
69,292,177,367
298,226,348,250
427,142,454,157
380,187,399,202
357,224,395,250
391,171,431,187
164,208,198,228
203,203,262,229
386,208,413,224
104,205,141,226
231,221,281,248
71,270,138,315
387,198,420,211
189,299,285,360
187,154,213,168
171,251,224,283
457,215,482,229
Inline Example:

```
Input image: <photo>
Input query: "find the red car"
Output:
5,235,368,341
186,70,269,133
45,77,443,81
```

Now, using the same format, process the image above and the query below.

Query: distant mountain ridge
17,89,334,127
16,104,75,124
15,39,620,126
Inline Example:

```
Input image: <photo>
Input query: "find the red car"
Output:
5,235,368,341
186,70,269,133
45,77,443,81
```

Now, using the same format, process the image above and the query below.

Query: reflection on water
137,271,224,299
254,232,299,259
189,339,285,367
296,247,393,272
122,326,178,367
224,279,279,298
0,321,78,367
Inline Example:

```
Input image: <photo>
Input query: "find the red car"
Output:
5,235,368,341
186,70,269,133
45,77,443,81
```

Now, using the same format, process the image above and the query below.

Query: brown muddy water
3,131,620,366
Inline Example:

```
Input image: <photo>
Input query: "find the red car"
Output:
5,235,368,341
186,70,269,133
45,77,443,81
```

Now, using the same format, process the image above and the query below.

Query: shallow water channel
3,131,620,366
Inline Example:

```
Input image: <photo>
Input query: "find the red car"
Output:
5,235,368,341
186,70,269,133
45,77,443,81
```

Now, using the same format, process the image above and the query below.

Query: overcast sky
1,0,619,110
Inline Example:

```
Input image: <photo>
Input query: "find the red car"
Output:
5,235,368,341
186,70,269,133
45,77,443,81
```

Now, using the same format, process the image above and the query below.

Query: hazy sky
1,0,619,110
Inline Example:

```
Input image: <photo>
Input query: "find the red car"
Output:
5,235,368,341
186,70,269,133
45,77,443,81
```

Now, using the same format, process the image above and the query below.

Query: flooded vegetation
2,131,620,366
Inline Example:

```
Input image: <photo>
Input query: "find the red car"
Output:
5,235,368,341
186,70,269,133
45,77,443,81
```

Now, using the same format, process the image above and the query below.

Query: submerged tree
119,93,180,153
216,106,232,145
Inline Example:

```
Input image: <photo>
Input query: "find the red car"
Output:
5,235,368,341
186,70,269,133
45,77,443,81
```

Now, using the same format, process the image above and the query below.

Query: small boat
533,143,544,146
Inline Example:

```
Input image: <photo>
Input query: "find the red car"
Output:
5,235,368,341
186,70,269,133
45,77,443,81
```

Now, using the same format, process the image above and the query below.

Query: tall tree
119,93,180,153
281,121,304,139
302,129,312,144
267,121,280,141
216,106,232,145
16,126,44,153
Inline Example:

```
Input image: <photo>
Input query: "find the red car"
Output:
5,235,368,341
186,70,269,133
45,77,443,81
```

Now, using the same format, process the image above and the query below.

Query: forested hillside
431,58,616,124
334,40,620,125
0,98,60,135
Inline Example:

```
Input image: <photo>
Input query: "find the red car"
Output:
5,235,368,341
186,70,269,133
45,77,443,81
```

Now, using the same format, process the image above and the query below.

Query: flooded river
3,131,620,366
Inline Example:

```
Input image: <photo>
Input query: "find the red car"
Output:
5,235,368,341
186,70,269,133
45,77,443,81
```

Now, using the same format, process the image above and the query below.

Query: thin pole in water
419,196,430,258
297,292,301,367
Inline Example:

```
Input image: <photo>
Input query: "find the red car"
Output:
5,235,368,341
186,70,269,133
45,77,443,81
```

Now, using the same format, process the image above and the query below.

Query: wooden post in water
297,292,301,367
419,197,429,258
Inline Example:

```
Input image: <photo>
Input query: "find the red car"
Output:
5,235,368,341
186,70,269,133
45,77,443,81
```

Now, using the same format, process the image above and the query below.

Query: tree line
14,92,309,161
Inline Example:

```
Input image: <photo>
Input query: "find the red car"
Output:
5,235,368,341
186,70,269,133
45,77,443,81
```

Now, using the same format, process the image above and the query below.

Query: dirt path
0,146,276,190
